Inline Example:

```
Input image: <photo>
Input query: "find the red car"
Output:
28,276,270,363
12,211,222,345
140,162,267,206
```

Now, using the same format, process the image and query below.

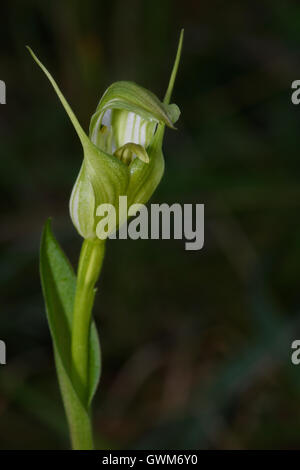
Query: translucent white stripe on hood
91,108,156,156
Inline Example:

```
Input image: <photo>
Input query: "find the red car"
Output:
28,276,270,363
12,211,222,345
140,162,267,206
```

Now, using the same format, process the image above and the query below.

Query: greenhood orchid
29,30,183,450
27,32,182,241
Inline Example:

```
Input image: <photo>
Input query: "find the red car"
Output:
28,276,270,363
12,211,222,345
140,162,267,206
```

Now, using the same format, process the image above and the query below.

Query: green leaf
54,345,94,449
88,322,101,406
39,219,101,413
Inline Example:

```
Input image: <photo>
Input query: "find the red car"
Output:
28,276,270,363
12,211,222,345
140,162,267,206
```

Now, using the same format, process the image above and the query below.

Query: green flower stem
71,238,105,405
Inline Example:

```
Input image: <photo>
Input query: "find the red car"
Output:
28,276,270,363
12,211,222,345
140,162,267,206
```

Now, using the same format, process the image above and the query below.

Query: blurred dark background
0,0,300,450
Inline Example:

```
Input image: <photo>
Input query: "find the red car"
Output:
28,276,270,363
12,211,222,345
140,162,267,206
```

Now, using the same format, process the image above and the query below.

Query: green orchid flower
27,30,183,241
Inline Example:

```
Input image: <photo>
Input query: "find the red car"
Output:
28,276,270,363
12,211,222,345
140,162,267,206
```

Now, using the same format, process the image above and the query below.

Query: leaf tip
41,217,53,244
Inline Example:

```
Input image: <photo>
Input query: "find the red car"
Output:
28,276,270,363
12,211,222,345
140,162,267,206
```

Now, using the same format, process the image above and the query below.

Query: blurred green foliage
1,0,300,449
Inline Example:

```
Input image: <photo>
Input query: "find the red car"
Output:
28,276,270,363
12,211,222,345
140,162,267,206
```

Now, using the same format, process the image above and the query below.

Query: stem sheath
71,239,105,405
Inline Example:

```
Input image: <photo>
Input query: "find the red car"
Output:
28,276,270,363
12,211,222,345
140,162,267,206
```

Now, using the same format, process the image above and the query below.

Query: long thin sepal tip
26,46,89,148
164,29,184,105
